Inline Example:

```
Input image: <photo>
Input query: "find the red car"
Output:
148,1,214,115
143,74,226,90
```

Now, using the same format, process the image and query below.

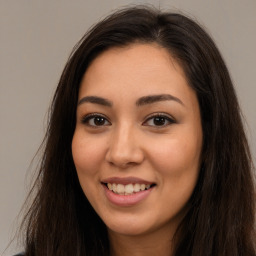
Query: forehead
79,43,195,106
83,43,186,82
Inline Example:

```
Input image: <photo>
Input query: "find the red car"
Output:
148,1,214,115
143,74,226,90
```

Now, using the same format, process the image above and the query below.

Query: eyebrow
77,94,184,107
136,94,184,106
78,96,112,107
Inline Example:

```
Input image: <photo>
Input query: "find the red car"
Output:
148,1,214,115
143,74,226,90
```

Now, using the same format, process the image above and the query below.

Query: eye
81,114,111,127
143,113,175,127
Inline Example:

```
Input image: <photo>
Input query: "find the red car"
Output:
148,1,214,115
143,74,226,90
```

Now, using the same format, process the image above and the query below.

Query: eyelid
142,112,176,127
80,113,111,127
80,112,176,128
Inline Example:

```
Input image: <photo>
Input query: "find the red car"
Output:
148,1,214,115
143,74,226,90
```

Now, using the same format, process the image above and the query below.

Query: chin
104,214,168,237
107,222,151,237
101,206,187,239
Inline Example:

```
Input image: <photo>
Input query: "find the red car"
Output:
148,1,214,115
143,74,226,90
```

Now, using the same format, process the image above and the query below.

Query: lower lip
102,184,154,207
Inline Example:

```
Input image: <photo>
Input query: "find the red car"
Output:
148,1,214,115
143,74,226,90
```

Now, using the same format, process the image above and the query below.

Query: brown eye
93,116,106,126
81,114,111,127
152,116,167,126
143,114,175,127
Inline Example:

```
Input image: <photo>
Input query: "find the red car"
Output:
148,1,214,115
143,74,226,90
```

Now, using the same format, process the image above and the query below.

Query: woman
17,6,255,256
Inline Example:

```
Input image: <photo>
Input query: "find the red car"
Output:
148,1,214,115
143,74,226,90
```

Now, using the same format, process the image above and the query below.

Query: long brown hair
20,6,255,256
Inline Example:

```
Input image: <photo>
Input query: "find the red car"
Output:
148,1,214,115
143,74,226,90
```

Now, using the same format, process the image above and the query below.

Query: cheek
71,133,106,205
149,135,201,215
72,133,105,176
148,134,202,178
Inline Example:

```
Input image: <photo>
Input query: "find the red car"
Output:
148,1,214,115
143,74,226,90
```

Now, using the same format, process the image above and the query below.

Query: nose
105,124,144,168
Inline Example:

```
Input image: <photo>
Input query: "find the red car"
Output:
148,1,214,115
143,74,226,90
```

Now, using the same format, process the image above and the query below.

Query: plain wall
1,0,255,255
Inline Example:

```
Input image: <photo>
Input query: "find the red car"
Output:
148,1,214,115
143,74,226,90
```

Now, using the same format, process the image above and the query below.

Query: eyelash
81,113,111,127
80,112,176,128
143,113,176,127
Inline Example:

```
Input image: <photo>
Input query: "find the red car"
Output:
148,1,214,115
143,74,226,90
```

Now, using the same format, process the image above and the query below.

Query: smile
106,183,153,195
101,177,156,206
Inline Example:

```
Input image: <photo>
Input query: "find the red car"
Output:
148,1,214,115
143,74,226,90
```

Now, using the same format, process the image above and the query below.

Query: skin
72,43,203,256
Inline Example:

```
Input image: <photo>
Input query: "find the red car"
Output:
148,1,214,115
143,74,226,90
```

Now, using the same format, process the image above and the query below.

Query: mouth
103,182,156,195
101,177,156,206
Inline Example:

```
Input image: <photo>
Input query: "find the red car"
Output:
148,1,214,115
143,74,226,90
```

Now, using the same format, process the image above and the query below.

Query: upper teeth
107,183,151,195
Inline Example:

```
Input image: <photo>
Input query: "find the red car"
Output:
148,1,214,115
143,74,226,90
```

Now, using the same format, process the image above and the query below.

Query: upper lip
101,176,155,185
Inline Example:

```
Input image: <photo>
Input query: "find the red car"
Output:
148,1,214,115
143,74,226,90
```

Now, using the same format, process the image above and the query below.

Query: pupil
154,117,165,126
94,117,105,125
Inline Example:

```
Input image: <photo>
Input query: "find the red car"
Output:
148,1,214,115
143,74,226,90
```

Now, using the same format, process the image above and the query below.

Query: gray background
1,0,255,255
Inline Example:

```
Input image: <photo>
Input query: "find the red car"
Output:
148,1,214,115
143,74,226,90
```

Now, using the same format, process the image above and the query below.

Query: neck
108,224,176,256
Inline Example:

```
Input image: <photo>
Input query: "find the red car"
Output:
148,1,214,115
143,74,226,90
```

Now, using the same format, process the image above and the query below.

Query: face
72,44,202,238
